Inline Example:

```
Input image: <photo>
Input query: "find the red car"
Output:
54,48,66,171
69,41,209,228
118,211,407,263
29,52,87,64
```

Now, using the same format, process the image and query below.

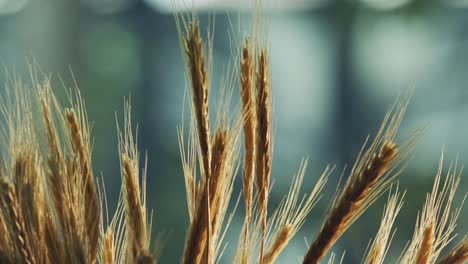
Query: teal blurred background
0,0,467,262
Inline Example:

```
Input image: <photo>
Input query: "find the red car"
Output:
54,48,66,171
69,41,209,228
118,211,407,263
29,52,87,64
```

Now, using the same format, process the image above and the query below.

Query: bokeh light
0,0,29,14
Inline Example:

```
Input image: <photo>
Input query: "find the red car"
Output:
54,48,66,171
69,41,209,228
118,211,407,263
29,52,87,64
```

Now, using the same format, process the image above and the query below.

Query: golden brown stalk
304,141,398,264
364,189,404,264
263,224,293,264
256,48,272,264
0,177,36,264
416,224,435,264
102,228,114,264
437,239,468,264
183,21,212,180
65,109,100,263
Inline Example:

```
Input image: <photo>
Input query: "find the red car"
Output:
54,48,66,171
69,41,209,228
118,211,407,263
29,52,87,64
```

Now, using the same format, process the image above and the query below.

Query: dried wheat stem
263,224,293,264
303,141,398,264
0,177,36,264
183,21,212,180
65,109,100,263
416,224,435,264
437,239,468,264
256,48,271,264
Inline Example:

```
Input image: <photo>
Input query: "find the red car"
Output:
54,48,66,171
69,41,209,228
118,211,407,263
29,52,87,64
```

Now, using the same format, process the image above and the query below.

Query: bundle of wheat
0,6,465,264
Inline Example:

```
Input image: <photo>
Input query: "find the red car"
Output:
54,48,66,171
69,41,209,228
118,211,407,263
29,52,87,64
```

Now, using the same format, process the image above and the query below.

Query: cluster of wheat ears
0,7,466,264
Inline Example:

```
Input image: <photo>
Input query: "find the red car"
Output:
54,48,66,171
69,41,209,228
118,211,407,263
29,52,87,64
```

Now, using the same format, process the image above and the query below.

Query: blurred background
0,0,467,262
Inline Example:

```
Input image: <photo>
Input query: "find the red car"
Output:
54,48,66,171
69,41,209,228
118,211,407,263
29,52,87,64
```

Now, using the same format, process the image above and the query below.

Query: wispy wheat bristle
399,154,463,264
364,187,404,264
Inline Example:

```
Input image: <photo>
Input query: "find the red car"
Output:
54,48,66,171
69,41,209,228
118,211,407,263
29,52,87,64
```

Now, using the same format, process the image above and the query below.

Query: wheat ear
65,108,100,263
256,47,272,264
240,37,256,260
118,102,153,264
399,155,463,264
0,177,36,264
183,20,212,180
304,95,415,264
